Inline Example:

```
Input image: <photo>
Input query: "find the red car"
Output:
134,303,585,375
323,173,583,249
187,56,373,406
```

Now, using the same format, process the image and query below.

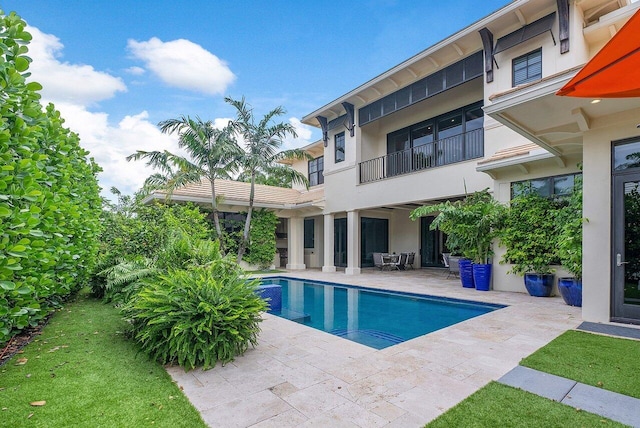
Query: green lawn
427,382,626,428
0,291,206,428
428,329,640,427
521,330,640,399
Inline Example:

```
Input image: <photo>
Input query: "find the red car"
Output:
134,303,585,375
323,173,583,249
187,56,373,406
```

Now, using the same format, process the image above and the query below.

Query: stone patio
167,268,582,427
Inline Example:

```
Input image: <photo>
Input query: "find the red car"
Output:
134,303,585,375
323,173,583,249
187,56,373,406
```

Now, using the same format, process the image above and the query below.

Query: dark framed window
513,48,542,86
385,101,484,173
304,218,314,248
308,156,324,186
335,132,345,163
511,173,581,199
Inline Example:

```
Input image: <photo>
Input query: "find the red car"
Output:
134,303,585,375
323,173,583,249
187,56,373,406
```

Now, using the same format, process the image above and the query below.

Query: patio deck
167,268,582,427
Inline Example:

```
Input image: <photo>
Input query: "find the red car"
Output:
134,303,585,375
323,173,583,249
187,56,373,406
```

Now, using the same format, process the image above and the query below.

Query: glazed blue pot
524,273,554,297
473,264,492,291
558,277,582,307
459,259,475,288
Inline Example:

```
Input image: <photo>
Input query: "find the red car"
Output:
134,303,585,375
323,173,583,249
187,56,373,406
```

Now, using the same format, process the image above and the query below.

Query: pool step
276,308,311,324
330,329,405,345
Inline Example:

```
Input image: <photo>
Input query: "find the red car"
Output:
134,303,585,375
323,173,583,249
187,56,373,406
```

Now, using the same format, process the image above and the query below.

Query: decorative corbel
478,27,494,83
557,0,570,54
316,115,328,147
341,102,355,137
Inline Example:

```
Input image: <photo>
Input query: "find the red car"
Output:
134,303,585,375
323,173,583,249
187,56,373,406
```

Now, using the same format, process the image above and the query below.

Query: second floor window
513,48,542,86
335,132,345,163
309,156,324,186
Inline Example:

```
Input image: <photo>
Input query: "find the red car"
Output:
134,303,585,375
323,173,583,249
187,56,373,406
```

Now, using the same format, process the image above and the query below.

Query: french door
612,172,640,322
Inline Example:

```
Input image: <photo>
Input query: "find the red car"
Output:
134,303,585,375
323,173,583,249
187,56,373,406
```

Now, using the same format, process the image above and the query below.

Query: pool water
259,277,505,349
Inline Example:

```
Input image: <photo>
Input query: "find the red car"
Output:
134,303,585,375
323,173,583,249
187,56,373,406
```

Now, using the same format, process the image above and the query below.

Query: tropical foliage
500,191,561,275
0,11,102,343
410,189,506,264
225,96,310,263
556,176,584,279
243,209,279,268
126,116,240,241
124,242,266,370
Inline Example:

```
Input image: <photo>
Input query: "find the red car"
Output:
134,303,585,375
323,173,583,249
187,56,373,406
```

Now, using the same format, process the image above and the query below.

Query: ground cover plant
0,290,206,427
1,10,102,343
426,382,625,427
521,330,640,399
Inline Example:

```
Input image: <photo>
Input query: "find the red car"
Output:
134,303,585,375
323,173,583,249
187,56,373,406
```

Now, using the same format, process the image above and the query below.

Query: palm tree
126,116,240,241
225,96,311,263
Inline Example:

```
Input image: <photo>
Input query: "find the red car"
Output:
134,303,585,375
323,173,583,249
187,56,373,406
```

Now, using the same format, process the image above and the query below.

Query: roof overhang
302,0,558,127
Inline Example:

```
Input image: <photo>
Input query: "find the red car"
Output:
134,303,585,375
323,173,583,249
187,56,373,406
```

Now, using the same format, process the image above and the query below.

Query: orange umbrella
557,8,640,98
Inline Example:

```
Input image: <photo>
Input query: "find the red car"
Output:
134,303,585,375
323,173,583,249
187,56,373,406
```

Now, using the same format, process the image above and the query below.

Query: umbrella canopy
557,8,640,98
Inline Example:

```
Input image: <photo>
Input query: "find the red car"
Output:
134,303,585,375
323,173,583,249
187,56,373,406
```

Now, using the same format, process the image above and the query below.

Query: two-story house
147,0,640,325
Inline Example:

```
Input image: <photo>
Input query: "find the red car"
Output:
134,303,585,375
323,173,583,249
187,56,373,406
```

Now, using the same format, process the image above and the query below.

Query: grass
521,330,640,399
0,291,206,427
427,382,627,427
428,330,640,427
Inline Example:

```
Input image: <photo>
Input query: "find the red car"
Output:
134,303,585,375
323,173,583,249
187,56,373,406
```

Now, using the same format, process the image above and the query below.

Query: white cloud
53,104,182,197
125,66,146,75
282,117,316,150
127,37,235,95
26,26,126,106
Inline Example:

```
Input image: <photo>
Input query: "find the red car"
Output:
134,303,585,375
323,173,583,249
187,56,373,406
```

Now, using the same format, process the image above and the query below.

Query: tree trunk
237,172,256,263
209,178,224,253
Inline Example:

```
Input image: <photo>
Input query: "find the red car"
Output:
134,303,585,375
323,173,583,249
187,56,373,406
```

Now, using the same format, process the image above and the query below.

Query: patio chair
404,252,415,269
374,253,395,270
447,256,460,279
394,252,408,270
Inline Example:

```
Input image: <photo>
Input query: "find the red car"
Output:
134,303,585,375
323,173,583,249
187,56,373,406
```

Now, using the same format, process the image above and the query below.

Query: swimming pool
259,277,505,349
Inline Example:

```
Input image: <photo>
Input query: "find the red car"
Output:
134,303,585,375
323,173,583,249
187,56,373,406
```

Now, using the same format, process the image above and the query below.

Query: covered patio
168,268,581,427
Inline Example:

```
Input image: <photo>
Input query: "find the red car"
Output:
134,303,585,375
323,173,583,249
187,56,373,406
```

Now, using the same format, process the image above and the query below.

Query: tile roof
477,143,543,165
150,179,325,208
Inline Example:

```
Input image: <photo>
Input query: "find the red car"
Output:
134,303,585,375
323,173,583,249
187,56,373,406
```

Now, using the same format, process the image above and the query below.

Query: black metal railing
358,128,483,184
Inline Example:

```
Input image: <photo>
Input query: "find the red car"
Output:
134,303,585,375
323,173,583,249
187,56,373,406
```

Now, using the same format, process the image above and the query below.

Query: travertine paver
167,269,582,427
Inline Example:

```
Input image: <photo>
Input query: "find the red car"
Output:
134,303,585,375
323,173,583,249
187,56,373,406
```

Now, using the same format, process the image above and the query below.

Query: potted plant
500,191,560,297
556,177,584,306
411,189,505,290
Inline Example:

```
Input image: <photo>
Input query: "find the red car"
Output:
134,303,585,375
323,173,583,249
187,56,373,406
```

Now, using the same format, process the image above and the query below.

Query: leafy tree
126,116,240,241
225,97,310,263
0,10,102,342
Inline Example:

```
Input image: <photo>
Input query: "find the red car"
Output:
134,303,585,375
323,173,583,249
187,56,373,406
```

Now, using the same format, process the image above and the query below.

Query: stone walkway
167,269,582,427
499,366,640,427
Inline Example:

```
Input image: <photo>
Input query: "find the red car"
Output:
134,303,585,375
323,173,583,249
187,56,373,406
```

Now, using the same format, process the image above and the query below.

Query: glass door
360,218,388,267
334,218,347,267
420,216,446,267
612,173,640,322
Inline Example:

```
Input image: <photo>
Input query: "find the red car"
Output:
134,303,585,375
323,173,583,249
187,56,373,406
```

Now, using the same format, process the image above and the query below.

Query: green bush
0,11,102,343
244,209,278,268
500,192,561,275
125,247,266,370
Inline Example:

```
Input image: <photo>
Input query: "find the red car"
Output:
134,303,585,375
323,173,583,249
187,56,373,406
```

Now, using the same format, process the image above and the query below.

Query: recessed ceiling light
591,99,601,104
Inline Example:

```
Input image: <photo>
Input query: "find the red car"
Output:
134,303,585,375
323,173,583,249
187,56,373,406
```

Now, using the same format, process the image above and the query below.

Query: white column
322,213,336,272
286,217,306,270
346,210,361,275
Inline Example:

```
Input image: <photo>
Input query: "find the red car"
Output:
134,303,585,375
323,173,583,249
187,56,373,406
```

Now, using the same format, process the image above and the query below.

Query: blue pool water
259,277,505,350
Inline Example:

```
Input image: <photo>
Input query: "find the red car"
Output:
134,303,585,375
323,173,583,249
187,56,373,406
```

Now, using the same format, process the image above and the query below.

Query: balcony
358,128,484,184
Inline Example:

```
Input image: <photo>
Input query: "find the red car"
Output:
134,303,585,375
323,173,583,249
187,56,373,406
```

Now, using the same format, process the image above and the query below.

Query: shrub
244,209,278,269
500,192,561,275
125,250,266,370
0,11,102,343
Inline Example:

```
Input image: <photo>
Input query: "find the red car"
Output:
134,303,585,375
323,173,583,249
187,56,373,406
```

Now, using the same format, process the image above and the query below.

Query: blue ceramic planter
459,259,475,288
524,273,554,297
473,264,492,291
558,277,582,307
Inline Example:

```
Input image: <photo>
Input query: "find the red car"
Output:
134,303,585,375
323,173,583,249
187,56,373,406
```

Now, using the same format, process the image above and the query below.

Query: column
346,210,361,275
286,216,306,270
322,213,336,272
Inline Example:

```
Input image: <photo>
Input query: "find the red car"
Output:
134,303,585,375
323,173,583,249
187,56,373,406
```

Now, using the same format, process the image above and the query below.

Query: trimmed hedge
0,11,102,343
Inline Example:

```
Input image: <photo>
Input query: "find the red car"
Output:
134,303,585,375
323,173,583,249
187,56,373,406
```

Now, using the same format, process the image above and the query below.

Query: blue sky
3,0,509,197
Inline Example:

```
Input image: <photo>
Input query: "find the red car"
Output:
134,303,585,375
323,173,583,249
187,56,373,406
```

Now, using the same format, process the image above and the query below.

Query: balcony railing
358,128,484,184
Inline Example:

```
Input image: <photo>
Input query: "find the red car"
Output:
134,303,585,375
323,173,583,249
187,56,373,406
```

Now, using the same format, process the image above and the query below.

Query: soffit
302,0,558,127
